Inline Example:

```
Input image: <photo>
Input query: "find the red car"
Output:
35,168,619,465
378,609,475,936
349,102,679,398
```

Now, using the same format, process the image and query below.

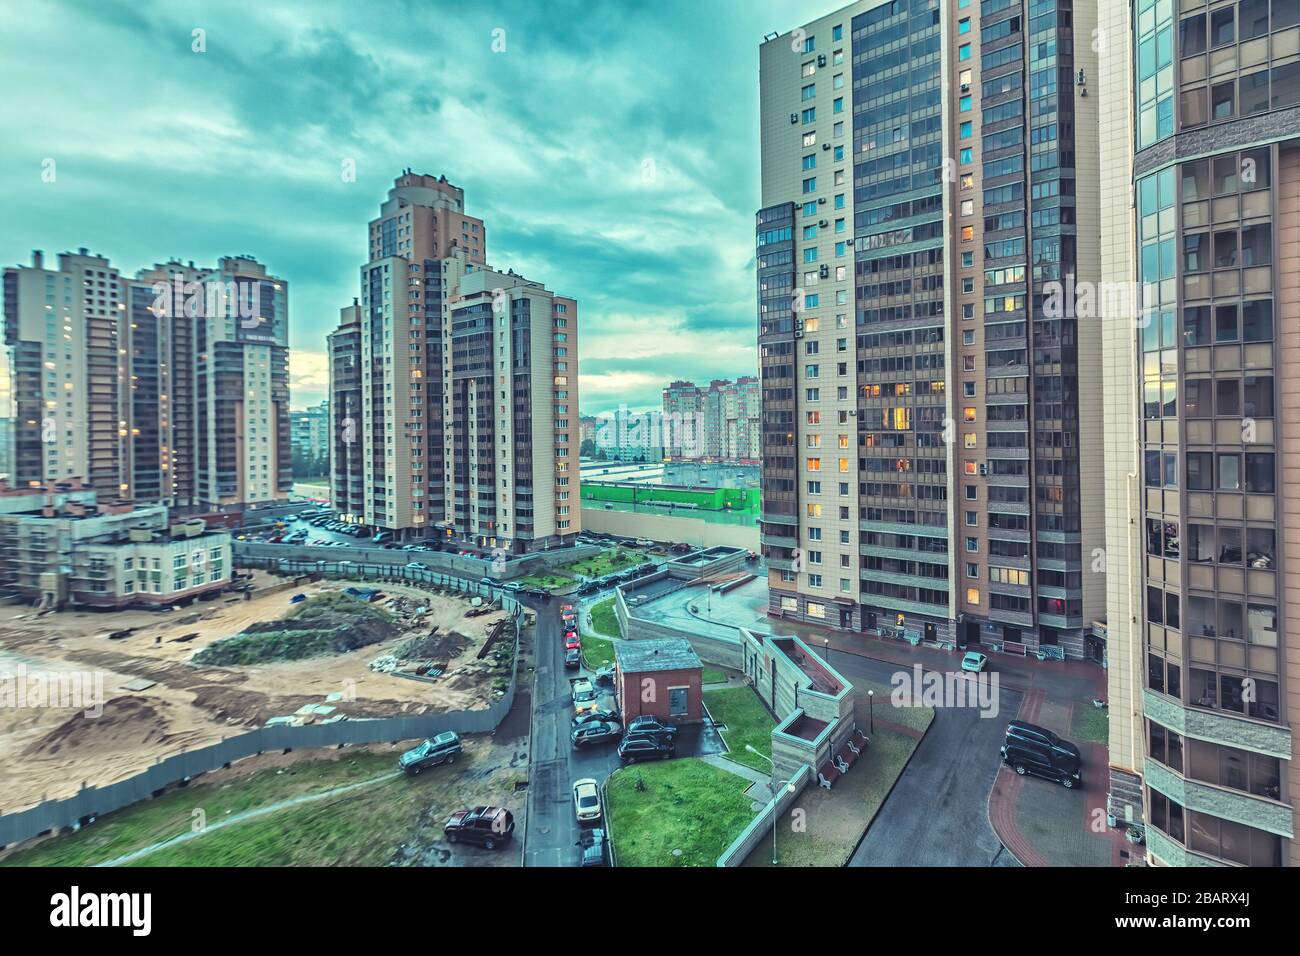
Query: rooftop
614,637,702,674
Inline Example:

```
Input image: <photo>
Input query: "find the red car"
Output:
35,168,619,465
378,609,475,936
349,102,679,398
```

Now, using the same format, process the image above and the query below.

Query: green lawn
606,759,756,867
0,747,510,868
588,597,620,637
701,667,728,685
705,687,777,773
517,571,576,590
579,596,619,669
561,547,646,579
1071,703,1109,745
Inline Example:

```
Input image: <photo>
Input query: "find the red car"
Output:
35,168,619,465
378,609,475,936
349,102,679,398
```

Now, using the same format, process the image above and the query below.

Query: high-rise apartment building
4,250,292,515
1100,0,1298,867
758,1,1105,650
328,171,579,552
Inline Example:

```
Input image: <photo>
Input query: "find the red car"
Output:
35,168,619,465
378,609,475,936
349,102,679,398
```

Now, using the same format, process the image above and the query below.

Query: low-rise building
0,478,231,609
613,637,703,725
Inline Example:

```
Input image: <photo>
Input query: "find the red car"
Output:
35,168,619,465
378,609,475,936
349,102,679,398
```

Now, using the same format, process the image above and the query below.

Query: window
959,43,971,61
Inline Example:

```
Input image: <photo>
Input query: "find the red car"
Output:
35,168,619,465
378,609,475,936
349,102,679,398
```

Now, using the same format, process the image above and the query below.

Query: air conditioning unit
817,197,827,204
978,463,988,476
819,219,829,227
817,54,827,66
822,142,831,150
819,265,830,278
790,113,799,124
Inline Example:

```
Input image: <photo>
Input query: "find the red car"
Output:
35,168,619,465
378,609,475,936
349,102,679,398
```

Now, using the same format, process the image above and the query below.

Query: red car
565,632,581,651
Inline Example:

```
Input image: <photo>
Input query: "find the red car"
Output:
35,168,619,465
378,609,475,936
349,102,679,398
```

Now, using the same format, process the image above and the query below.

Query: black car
571,721,622,748
577,828,608,867
1004,720,1082,763
564,647,582,669
398,731,462,775
577,582,599,595
443,806,516,848
573,709,621,728
1001,721,1082,788
525,587,550,599
618,735,675,763
626,715,677,740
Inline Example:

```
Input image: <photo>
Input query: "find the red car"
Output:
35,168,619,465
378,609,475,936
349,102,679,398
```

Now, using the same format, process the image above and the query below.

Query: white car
572,778,602,823
961,651,988,674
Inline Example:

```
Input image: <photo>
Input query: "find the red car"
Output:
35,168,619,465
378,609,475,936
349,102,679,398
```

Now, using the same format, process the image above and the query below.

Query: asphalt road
825,652,1021,867
521,593,623,867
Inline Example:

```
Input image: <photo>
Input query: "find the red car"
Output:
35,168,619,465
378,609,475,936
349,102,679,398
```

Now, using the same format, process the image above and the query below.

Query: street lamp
745,745,794,866
867,689,874,736
823,637,831,666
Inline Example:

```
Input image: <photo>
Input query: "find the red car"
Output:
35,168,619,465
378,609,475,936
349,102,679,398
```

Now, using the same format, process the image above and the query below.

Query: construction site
0,570,517,814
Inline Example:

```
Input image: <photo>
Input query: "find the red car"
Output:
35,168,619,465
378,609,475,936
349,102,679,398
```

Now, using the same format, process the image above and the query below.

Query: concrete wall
235,541,601,580
716,763,813,867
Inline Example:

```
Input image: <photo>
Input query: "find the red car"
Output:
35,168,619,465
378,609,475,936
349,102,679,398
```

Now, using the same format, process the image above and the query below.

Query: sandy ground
0,573,512,811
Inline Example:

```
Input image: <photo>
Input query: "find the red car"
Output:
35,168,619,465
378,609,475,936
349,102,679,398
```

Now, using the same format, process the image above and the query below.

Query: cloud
0,0,818,417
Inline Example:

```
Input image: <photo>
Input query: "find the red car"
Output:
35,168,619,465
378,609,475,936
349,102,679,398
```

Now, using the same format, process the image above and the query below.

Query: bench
818,760,841,790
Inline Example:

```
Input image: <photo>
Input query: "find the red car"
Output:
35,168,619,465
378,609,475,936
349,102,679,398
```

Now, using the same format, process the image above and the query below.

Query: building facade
290,400,330,478
0,478,231,609
328,172,579,552
660,376,761,460
4,250,292,516
757,0,1105,653
1101,0,1298,867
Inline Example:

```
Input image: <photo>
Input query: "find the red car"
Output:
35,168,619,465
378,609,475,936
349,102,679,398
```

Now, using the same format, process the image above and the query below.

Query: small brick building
613,638,704,725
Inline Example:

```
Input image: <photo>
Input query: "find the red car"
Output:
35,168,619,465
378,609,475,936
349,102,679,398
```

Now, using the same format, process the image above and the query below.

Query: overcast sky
0,0,846,414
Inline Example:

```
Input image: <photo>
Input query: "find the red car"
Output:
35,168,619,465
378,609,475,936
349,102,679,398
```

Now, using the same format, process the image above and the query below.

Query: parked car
443,806,515,848
572,709,621,728
399,731,463,776
961,651,988,673
572,778,602,822
577,582,598,595
634,538,653,547
625,715,677,740
577,827,608,867
1001,720,1082,789
618,735,675,764
564,647,582,669
564,632,581,651
571,677,599,715
406,562,430,571
571,721,622,748
592,664,616,686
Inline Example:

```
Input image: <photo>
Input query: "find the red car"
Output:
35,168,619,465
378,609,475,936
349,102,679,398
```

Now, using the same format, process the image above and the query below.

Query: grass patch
561,547,645,579
705,687,777,773
516,572,575,590
744,724,926,867
588,597,620,637
192,592,396,665
579,595,619,669
606,759,755,867
1,752,409,867
1,746,514,868
701,667,728,685
1071,703,1109,745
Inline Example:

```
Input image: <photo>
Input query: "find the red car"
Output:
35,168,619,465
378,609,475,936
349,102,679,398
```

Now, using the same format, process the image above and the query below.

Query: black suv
443,806,516,848
1001,721,1082,788
625,715,677,740
617,735,675,763
398,731,462,776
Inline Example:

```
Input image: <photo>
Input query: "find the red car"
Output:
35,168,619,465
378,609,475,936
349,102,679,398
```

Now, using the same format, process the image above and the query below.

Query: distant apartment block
3,249,293,516
328,172,579,552
290,400,330,476
660,376,761,460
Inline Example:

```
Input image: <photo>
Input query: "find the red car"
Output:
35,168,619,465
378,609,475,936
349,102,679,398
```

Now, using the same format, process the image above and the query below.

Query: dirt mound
23,696,181,758
192,592,399,666
392,630,472,664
